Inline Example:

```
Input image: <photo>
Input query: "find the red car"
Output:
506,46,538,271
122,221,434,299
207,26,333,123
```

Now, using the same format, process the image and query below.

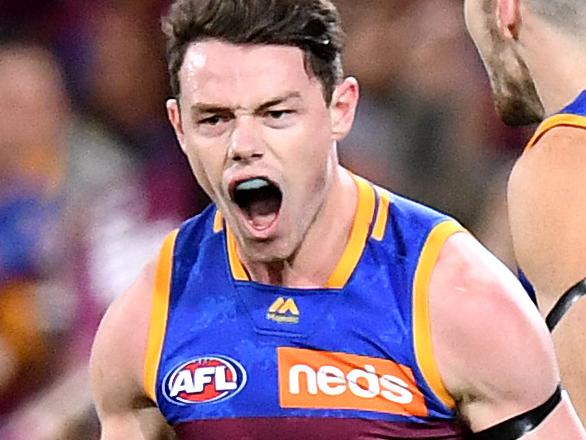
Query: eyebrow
190,91,302,115
256,91,302,112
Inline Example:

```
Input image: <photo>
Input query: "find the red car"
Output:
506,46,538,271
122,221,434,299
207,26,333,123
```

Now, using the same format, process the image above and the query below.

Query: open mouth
230,177,283,231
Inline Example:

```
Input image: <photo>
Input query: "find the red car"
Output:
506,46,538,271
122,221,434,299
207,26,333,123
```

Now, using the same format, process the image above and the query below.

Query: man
90,1,585,438
464,0,586,421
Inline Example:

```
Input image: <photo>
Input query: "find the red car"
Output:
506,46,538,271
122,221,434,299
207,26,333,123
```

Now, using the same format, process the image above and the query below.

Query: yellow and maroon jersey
144,175,471,439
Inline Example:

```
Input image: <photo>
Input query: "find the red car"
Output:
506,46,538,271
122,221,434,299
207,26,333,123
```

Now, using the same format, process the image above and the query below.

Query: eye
195,112,233,137
266,110,293,119
199,115,224,125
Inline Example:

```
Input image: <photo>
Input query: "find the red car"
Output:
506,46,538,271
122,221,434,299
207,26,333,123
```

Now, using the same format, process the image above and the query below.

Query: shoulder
428,232,559,430
429,232,542,331
90,226,181,414
389,192,451,223
511,124,586,202
508,125,586,299
512,124,586,189
378,192,455,248
90,253,181,437
90,260,157,414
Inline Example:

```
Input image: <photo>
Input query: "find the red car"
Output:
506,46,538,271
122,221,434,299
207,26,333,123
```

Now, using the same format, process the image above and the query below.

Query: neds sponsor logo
278,347,427,416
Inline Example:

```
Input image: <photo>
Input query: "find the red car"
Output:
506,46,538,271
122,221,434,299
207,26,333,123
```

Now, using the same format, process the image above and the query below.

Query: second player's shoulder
508,124,586,300
512,124,586,190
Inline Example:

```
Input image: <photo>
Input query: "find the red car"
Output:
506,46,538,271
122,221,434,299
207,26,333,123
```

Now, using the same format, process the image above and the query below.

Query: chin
243,236,295,264
492,77,545,126
495,95,544,126
486,51,545,126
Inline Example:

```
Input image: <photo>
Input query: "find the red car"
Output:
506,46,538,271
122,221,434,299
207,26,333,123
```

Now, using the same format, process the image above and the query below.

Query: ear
329,77,359,141
166,98,187,152
496,0,521,39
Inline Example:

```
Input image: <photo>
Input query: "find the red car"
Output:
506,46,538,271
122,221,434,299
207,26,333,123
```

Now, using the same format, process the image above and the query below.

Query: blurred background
0,0,533,438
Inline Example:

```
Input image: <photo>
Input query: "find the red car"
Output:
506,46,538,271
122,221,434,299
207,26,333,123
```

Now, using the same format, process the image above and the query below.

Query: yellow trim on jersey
226,225,249,281
412,220,465,409
144,229,178,403
525,114,586,152
371,188,391,241
213,210,224,233
326,175,376,288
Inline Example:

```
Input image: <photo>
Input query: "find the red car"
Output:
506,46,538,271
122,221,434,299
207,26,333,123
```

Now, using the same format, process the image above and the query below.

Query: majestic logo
267,297,300,324
277,347,427,416
163,355,247,405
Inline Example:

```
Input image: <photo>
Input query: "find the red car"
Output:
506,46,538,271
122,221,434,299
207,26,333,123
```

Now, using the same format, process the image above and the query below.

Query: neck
520,19,586,114
242,166,358,288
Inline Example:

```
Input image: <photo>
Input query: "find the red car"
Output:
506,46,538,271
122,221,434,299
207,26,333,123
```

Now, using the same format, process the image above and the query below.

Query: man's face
167,41,355,262
0,48,68,172
464,0,544,125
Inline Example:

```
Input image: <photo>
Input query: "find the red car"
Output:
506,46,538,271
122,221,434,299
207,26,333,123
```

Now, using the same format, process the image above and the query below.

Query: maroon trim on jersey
175,417,471,439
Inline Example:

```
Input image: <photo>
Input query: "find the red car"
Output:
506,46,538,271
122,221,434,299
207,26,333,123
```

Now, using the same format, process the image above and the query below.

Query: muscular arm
508,127,586,312
90,263,176,440
430,233,585,438
508,127,586,420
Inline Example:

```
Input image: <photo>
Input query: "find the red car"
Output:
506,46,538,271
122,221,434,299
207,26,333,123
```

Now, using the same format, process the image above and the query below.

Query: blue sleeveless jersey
520,90,586,304
559,90,586,116
144,175,470,439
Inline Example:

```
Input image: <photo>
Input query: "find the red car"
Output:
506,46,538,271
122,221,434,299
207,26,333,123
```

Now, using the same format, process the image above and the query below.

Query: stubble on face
481,0,545,126
175,42,338,265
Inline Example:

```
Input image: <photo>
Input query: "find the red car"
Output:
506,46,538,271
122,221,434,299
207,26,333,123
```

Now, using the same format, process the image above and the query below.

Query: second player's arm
508,127,586,420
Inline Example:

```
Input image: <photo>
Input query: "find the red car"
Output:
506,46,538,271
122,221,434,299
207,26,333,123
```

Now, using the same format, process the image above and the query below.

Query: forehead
178,40,320,106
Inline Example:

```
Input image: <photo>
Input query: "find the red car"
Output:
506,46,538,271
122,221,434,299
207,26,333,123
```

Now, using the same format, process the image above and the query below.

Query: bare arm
508,127,586,312
90,262,176,440
430,233,585,438
508,127,586,420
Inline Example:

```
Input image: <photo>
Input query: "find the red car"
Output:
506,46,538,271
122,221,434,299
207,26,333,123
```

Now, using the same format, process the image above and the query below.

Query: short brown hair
525,0,586,34
162,0,345,104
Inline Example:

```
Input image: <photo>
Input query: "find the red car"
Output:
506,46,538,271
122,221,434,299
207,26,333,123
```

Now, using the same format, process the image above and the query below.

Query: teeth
236,178,270,191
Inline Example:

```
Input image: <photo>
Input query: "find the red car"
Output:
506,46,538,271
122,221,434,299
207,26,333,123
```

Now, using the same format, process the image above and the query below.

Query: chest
156,251,432,424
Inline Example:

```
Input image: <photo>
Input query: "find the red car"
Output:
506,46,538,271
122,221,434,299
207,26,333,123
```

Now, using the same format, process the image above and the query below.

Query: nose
228,116,264,162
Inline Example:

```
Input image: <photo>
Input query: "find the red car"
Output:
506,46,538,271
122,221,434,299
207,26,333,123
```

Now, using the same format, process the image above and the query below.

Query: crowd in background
0,0,535,438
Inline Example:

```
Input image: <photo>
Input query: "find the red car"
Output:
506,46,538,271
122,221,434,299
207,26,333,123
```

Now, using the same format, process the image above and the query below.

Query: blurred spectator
338,0,526,245
337,0,411,189
0,31,182,439
82,1,207,218
395,0,507,227
0,35,77,415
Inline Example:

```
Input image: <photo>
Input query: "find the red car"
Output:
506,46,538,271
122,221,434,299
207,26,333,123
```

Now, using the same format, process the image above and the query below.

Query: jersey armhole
524,114,586,151
143,229,179,403
412,220,466,410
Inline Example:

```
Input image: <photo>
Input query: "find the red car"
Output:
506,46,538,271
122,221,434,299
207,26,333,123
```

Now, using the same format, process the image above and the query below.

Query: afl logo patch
163,355,247,405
